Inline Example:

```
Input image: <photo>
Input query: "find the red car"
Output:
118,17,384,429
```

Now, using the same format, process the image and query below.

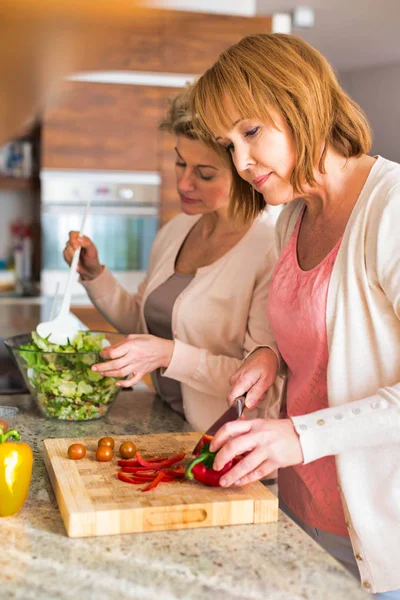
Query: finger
93,356,129,373
100,340,130,360
117,372,144,387
212,431,260,472
67,232,82,251
63,248,74,265
209,419,253,453
227,375,255,405
230,459,278,487
116,376,135,388
217,446,269,487
95,364,134,378
244,379,272,410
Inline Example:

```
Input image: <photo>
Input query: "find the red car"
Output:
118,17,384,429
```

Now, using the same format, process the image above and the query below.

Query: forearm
162,340,242,399
81,267,144,334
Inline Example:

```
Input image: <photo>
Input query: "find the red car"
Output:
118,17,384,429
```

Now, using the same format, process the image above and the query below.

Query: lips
253,173,272,188
180,194,199,204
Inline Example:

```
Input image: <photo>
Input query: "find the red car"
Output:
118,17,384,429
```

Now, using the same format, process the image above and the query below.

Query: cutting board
43,432,278,538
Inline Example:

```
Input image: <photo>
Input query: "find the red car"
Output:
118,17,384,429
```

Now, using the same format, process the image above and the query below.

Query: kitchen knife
192,395,245,455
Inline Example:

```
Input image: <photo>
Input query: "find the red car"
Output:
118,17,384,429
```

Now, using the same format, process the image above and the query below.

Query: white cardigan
82,211,283,432
276,156,400,594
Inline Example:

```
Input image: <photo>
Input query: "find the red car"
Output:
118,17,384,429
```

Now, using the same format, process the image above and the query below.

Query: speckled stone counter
0,390,368,600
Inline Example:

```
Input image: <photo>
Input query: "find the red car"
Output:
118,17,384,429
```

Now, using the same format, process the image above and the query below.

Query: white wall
0,191,35,263
340,63,400,163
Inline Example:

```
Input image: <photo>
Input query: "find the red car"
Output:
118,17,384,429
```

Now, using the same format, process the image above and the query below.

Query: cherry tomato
96,445,113,462
119,441,136,459
0,419,8,433
98,437,115,449
68,443,86,460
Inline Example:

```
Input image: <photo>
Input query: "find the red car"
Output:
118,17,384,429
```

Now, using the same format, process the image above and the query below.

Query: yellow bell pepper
0,427,33,517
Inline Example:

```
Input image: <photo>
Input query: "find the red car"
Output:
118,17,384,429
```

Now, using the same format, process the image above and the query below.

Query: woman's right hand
63,231,103,281
227,347,279,411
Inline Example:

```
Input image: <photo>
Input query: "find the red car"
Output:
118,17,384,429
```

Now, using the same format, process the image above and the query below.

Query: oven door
41,205,158,297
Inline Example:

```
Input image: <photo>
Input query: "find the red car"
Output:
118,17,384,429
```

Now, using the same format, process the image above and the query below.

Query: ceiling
256,0,400,72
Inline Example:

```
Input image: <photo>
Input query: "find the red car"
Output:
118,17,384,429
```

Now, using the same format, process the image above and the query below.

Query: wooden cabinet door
42,82,166,171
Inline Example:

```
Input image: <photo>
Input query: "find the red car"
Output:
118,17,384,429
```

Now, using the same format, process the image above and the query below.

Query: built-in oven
40,170,160,300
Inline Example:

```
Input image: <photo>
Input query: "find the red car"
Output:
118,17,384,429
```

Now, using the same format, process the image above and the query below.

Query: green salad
17,331,119,421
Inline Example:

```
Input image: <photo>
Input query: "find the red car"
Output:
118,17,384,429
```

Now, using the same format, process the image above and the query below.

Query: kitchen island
0,390,367,600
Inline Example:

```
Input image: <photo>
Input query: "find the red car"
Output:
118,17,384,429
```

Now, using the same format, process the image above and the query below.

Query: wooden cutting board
43,432,278,538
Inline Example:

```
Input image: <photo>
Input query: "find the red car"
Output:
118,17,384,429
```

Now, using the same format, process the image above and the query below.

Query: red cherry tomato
68,443,86,460
98,437,115,450
96,445,113,462
119,441,136,459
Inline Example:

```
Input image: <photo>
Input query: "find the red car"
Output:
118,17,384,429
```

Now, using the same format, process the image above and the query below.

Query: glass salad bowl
4,331,126,421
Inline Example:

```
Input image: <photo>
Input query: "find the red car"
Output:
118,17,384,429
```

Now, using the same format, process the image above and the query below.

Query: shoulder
364,156,400,210
357,157,400,232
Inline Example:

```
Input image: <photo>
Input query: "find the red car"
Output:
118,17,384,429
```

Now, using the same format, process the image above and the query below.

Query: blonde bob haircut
190,33,372,224
160,88,232,167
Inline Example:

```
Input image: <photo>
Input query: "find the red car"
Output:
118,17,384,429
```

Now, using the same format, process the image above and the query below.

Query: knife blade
192,395,245,455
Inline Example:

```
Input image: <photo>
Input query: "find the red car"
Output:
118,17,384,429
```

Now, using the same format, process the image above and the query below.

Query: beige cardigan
276,156,400,594
82,211,282,432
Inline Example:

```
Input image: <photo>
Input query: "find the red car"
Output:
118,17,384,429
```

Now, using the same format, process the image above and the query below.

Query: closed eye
245,126,259,138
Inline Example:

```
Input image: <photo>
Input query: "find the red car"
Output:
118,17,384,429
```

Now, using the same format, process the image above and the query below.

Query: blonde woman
190,34,400,598
64,92,281,432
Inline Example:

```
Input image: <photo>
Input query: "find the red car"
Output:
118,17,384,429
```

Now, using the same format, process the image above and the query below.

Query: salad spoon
36,199,90,345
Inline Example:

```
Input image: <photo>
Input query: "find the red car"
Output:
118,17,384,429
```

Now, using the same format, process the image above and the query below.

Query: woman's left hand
92,334,174,387
209,418,304,487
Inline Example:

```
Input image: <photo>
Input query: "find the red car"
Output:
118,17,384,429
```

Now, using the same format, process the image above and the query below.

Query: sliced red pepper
141,471,165,492
162,467,186,478
117,459,140,468
136,451,186,469
120,466,158,474
118,472,145,485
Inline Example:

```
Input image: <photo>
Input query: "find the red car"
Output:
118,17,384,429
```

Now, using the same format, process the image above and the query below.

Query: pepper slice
136,451,186,469
141,471,165,492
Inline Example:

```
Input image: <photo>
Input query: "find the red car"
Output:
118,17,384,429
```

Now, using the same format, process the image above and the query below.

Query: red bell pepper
186,439,239,487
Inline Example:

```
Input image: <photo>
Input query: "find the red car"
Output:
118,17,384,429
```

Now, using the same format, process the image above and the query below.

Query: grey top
144,271,195,414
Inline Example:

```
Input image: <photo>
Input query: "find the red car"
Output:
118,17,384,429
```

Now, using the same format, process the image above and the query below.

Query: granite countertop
0,390,367,600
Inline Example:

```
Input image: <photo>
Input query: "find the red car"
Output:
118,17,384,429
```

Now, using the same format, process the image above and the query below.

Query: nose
177,167,196,193
232,141,255,175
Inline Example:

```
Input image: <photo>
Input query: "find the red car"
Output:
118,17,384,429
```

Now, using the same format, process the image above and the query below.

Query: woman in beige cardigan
64,92,281,432
190,34,400,597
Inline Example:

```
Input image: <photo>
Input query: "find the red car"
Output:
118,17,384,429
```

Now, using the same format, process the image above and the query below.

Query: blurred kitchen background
1,0,399,308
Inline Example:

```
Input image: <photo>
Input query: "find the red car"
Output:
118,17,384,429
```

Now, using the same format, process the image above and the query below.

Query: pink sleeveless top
267,207,348,536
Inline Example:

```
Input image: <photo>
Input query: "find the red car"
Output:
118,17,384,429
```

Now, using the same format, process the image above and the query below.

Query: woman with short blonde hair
190,34,400,598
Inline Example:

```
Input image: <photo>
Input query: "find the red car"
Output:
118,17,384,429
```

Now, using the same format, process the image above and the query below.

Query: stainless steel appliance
40,170,160,300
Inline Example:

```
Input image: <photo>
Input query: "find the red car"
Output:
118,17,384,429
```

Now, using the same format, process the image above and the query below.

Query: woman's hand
63,231,103,281
92,334,175,387
228,347,279,410
209,418,304,487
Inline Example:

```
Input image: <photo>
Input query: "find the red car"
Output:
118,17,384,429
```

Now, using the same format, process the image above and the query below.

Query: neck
199,208,237,238
300,151,376,219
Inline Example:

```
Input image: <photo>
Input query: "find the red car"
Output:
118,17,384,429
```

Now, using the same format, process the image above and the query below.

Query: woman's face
175,135,232,216
214,104,297,206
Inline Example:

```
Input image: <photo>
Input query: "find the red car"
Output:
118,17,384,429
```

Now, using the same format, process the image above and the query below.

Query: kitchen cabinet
86,9,272,75
42,82,168,172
